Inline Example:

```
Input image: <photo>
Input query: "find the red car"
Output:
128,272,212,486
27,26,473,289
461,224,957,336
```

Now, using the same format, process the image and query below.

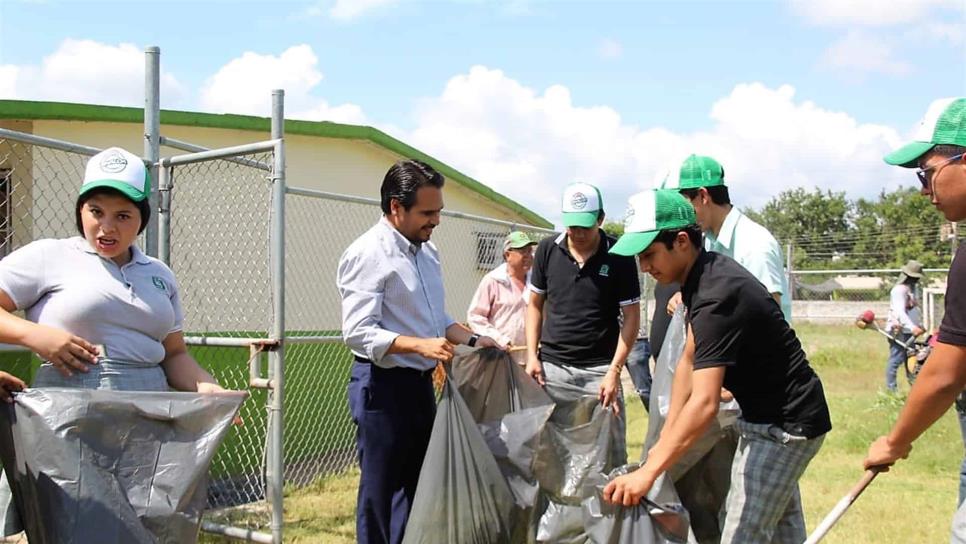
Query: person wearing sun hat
883,259,926,393
863,97,966,542
467,231,538,364
662,154,792,322
602,189,831,543
525,182,641,462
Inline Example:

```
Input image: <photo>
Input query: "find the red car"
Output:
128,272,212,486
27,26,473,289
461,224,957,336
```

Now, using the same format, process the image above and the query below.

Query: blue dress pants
347,359,436,544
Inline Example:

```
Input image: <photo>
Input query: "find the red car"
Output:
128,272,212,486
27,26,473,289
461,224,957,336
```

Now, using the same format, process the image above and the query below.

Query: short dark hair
931,144,966,158
653,224,702,250
380,159,445,214
680,185,731,206
75,187,150,235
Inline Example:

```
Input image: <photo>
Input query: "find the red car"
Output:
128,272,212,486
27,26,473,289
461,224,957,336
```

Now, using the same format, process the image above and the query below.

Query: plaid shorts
953,498,966,544
720,419,825,544
32,361,169,391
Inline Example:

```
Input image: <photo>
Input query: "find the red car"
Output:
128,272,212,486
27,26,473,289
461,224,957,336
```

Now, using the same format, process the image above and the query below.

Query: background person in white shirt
466,231,536,365
337,159,499,544
884,259,926,392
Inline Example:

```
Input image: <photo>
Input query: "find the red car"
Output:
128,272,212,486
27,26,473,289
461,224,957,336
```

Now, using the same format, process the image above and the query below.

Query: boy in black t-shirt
602,189,831,543
863,97,966,541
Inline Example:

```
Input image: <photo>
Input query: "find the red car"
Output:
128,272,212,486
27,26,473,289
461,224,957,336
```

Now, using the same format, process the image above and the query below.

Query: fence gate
158,136,286,544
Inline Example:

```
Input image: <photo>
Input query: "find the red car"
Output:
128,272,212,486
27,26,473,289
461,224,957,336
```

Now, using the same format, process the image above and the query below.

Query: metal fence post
268,89,286,544
158,165,171,266
144,46,161,258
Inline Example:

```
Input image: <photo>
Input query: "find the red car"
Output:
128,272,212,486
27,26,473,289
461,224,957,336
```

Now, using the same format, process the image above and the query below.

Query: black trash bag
0,388,246,544
450,347,555,537
403,374,516,544
644,307,741,544
582,464,690,544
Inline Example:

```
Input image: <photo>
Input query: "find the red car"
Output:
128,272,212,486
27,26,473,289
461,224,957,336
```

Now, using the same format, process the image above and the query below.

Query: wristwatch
468,334,480,347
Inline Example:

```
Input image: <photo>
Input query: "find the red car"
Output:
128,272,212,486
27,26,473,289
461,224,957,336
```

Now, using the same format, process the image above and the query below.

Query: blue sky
2,0,965,223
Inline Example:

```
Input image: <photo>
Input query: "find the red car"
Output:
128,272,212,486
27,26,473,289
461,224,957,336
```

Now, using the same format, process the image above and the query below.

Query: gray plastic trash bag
403,374,517,544
582,464,690,544
451,348,555,515
0,388,245,544
645,306,741,543
534,379,624,544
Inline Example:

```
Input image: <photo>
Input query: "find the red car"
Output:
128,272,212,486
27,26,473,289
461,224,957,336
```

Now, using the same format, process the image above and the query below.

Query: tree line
603,187,955,270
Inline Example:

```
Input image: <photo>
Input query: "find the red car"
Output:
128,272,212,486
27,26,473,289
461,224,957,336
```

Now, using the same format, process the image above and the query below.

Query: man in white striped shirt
337,159,499,544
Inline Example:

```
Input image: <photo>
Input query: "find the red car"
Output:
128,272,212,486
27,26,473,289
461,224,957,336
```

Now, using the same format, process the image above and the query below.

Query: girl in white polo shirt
0,147,233,536
0,146,227,393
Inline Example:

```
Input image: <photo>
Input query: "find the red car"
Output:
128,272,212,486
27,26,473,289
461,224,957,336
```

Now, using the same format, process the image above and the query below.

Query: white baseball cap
81,147,150,202
561,182,603,228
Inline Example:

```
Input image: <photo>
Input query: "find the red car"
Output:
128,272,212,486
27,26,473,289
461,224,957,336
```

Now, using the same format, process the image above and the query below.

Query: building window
0,169,10,258
475,231,504,270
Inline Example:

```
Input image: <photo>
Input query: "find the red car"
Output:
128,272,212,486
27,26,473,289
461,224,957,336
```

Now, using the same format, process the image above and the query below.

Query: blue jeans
885,332,912,392
626,338,652,410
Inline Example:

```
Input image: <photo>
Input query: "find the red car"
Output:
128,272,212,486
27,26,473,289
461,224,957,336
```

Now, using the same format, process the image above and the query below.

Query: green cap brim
609,231,659,257
884,141,935,168
507,241,537,249
80,179,147,202
562,211,598,228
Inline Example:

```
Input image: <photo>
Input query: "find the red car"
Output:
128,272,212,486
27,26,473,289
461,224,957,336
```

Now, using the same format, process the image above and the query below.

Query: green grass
203,323,964,542
11,325,959,543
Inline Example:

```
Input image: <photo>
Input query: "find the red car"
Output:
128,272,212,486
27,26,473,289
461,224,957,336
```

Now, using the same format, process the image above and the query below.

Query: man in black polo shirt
602,189,831,544
525,182,640,459
863,97,966,542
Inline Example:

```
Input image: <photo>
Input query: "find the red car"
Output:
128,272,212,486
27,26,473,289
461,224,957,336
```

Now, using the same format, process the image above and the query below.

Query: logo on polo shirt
599,264,610,277
99,150,129,173
152,276,167,291
570,192,588,209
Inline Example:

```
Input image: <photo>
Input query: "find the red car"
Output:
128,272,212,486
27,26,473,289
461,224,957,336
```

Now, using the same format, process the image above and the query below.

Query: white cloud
326,0,399,20
405,67,907,225
821,31,913,79
199,45,366,124
0,39,185,107
789,0,960,26
597,38,623,60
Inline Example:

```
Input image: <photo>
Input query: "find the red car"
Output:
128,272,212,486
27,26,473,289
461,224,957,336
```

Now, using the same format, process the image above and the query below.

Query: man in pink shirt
467,231,537,364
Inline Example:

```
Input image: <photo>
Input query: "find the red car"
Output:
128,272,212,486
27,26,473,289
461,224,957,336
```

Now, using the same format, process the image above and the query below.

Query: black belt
354,356,435,378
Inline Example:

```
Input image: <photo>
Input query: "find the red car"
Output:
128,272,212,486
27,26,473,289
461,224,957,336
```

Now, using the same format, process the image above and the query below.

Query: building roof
0,99,551,228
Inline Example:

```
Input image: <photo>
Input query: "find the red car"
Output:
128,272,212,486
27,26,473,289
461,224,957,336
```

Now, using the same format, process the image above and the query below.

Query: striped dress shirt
337,217,455,371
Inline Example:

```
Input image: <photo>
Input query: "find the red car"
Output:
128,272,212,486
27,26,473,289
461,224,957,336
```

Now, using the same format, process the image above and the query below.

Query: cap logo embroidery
571,192,588,209
623,207,636,228
100,151,128,174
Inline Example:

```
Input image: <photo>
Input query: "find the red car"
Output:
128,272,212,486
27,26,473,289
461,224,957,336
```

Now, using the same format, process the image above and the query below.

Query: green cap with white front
610,189,697,256
885,97,966,168
561,182,604,228
662,154,725,190
80,147,150,202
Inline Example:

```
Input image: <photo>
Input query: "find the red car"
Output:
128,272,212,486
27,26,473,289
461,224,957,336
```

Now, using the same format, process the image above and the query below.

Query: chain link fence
282,187,557,490
789,268,949,328
164,153,275,522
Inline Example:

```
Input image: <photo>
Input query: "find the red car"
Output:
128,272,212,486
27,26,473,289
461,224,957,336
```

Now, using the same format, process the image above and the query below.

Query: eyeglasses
916,152,965,189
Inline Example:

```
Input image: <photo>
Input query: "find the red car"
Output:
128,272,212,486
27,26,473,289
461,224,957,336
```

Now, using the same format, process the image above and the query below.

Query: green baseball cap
610,189,697,256
80,147,150,202
885,98,966,168
503,231,536,251
663,154,725,190
561,182,604,228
